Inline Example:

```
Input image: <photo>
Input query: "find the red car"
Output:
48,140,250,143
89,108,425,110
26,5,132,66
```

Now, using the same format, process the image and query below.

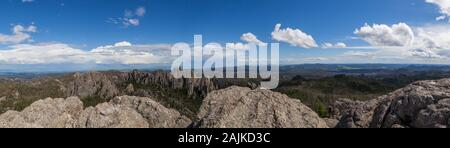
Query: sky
0,0,450,71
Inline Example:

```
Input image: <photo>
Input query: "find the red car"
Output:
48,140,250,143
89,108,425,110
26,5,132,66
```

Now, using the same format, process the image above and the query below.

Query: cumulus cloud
271,24,318,48
0,42,173,64
241,33,265,44
321,42,347,49
426,0,450,22
351,22,450,61
354,23,414,46
223,32,266,52
414,24,450,50
409,24,450,59
0,24,37,44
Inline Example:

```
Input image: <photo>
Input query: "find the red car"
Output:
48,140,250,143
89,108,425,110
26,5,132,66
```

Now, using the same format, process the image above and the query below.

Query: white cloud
90,42,172,64
124,10,134,18
110,18,140,27
342,51,376,59
436,15,447,21
321,42,347,49
353,23,450,51
410,24,450,59
240,33,265,44
271,24,318,48
0,25,37,44
414,24,450,50
110,6,146,27
348,23,450,62
336,42,347,48
225,43,251,50
124,18,140,26
0,43,89,64
304,57,329,62
426,0,450,22
354,23,414,46
0,42,173,64
113,41,132,47
410,48,444,58
136,7,146,17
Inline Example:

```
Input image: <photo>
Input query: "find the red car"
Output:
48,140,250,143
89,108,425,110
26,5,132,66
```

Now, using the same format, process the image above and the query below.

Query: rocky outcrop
331,79,450,128
0,96,191,128
0,97,83,128
125,84,135,93
0,97,6,103
126,70,218,98
329,98,380,128
65,72,120,99
77,96,191,128
371,79,450,128
62,70,219,101
196,86,329,128
323,118,339,128
7,77,450,128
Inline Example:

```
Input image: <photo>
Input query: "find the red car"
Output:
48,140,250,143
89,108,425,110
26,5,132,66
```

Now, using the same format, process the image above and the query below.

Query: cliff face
330,78,450,128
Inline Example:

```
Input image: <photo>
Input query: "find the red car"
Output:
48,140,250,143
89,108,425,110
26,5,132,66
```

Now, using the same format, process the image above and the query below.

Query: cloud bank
0,41,173,64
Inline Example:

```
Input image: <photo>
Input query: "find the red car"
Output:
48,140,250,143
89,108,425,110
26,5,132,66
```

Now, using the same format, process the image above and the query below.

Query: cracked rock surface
196,86,329,128
0,96,191,128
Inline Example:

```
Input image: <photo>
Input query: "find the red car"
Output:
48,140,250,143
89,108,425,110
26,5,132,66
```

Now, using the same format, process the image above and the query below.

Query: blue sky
0,0,449,70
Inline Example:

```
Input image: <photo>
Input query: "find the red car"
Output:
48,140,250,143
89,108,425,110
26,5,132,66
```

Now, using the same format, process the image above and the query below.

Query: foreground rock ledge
0,96,191,128
330,78,450,128
196,86,329,128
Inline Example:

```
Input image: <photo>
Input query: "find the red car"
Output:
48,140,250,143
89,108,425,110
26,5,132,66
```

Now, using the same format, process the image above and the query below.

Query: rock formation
0,97,83,128
125,70,218,98
196,86,329,128
4,77,450,128
328,98,380,128
0,96,191,128
65,72,120,99
62,70,218,100
0,97,6,103
371,79,450,128
0,85,331,128
330,78,450,128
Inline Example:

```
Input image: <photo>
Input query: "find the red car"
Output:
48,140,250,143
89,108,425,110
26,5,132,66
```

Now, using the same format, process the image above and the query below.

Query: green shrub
82,96,107,108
